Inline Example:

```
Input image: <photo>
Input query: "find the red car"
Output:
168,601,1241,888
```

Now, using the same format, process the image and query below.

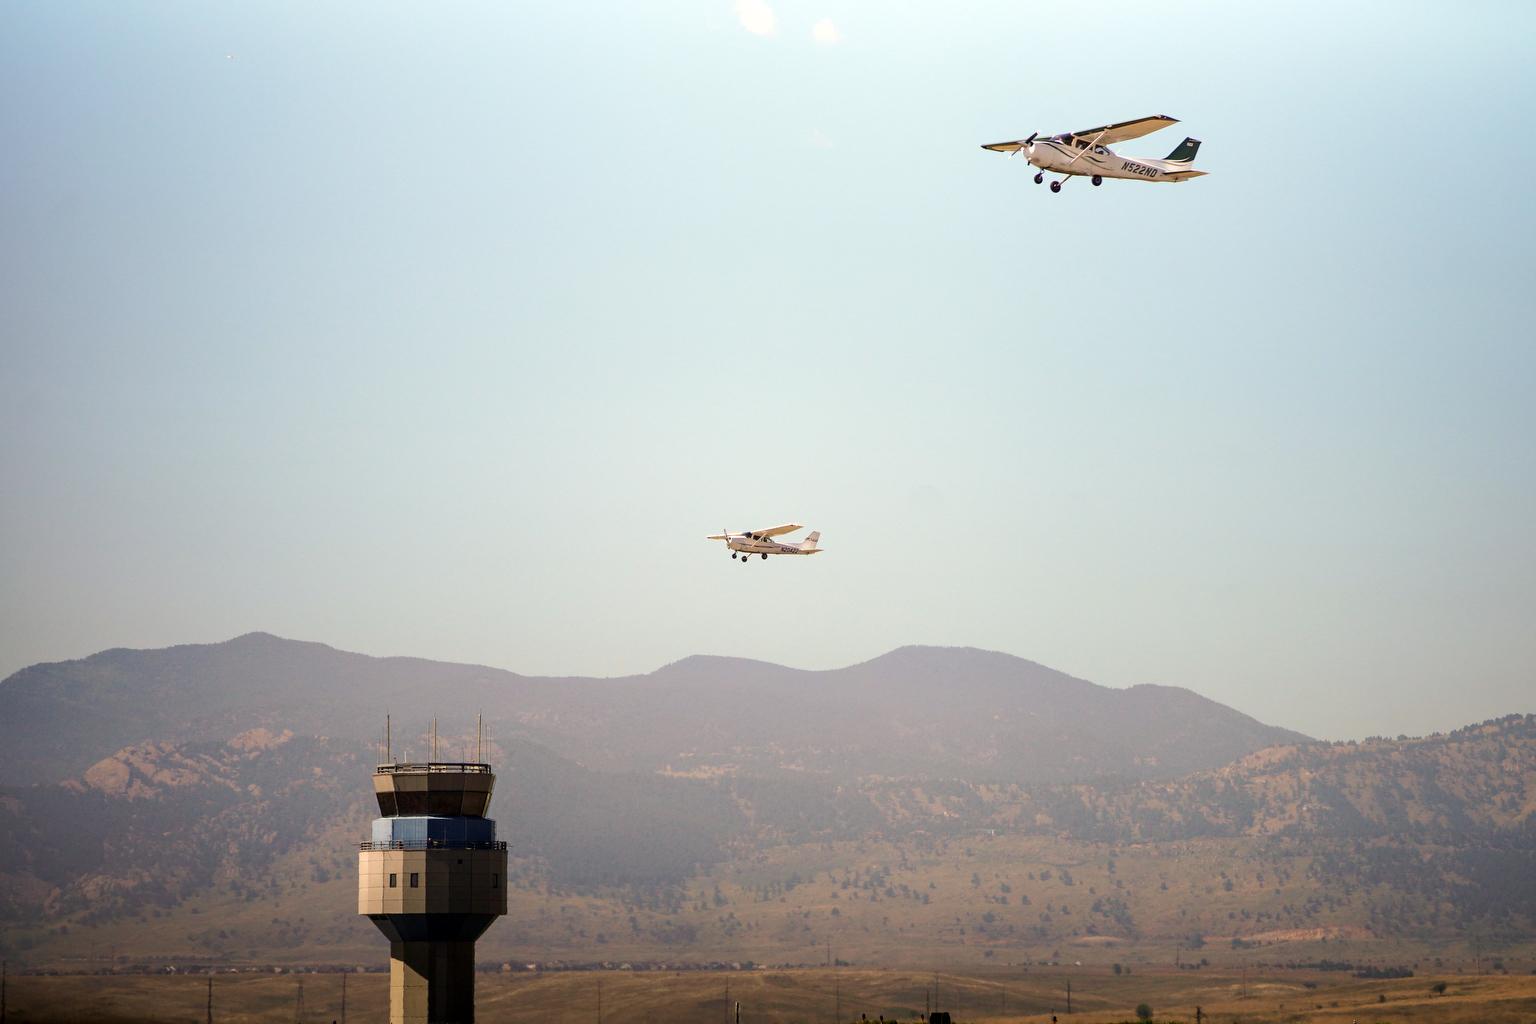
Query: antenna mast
386,713,392,764
477,711,483,763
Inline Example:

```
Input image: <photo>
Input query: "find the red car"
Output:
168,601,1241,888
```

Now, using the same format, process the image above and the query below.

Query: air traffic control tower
359,757,508,1023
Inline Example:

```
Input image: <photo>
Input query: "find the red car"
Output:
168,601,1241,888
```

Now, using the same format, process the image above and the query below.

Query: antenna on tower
432,717,438,762
477,711,483,764
386,713,392,764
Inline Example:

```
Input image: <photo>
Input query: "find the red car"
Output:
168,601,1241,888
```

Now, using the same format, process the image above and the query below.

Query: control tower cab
359,761,508,1024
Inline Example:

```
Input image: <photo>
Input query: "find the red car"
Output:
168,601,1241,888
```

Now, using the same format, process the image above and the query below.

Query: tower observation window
389,873,397,888
492,874,499,889
410,872,420,888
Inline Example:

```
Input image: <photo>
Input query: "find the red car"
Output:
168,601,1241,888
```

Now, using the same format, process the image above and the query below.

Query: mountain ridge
0,633,1309,787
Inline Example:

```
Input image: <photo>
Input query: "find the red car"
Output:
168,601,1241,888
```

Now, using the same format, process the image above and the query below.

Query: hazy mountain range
0,632,1306,787
1,634,1531,967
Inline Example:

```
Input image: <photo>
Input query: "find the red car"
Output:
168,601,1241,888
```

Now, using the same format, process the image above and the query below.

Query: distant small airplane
707,524,823,563
982,114,1207,193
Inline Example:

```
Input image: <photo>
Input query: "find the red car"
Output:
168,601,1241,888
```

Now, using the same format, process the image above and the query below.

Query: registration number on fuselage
1121,160,1158,178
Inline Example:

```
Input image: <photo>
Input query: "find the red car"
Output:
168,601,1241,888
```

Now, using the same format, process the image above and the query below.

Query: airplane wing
981,139,1031,153
1072,115,1178,145
747,523,803,539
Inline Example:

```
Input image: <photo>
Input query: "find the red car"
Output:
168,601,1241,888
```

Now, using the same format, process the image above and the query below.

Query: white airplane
982,114,1207,193
707,523,823,563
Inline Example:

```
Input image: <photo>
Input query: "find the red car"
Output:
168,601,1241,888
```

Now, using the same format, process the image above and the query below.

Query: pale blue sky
3,0,1533,740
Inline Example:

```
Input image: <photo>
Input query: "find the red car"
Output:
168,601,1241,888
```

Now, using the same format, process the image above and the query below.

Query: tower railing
359,839,507,852
374,762,494,775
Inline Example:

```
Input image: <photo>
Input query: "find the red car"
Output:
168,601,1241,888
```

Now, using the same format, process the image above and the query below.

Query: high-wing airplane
982,114,1207,193
707,524,823,562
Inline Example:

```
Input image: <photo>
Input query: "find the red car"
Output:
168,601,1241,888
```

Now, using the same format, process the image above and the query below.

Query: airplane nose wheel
1033,172,1044,185
731,553,737,559
1092,175,1103,186
1049,181,1062,193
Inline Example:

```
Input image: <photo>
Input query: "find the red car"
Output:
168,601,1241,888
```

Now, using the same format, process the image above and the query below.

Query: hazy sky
3,0,1533,741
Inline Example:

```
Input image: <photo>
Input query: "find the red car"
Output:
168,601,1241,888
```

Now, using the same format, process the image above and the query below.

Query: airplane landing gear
1092,175,1103,186
1033,172,1044,185
761,552,769,560
731,552,738,559
1050,180,1062,193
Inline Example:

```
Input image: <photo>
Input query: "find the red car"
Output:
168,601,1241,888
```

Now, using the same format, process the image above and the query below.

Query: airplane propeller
1008,132,1038,160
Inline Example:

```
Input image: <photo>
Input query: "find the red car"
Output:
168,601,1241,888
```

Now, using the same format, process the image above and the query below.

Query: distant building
359,758,508,1023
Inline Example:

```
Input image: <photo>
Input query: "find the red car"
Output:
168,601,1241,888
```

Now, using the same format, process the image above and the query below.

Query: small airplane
707,524,823,563
982,114,1207,193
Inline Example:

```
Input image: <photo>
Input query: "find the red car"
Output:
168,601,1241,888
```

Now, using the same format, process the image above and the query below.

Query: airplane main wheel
731,553,737,559
1049,181,1061,193
1092,175,1103,186
761,553,768,560
1033,172,1044,185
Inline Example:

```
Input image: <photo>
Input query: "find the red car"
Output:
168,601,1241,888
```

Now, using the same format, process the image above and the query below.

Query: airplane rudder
1164,137,1201,163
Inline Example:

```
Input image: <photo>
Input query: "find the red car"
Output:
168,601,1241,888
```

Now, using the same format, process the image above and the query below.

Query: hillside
0,641,1531,970
0,634,1308,786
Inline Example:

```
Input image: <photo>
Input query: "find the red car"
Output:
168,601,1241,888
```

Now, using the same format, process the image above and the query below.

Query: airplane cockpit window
1093,145,1108,155
1053,134,1071,144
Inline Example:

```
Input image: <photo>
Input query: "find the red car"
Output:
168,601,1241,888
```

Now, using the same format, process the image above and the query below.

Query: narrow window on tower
410,872,420,888
389,873,397,888
492,873,499,889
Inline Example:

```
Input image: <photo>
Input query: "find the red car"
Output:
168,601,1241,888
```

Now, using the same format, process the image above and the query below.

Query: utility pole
735,1001,741,1024
725,981,730,1024
295,976,305,1023
1194,1006,1203,1024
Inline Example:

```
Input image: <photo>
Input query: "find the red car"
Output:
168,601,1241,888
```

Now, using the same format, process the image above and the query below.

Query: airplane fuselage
1027,139,1190,182
726,536,818,555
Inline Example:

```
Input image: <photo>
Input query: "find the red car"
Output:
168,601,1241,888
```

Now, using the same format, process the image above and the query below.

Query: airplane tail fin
800,531,821,551
1164,137,1201,163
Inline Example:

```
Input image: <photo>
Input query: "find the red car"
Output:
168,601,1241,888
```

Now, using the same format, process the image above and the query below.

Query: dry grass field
5,967,1535,1024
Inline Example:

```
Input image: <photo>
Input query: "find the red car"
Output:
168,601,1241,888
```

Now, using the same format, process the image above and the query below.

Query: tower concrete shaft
359,762,508,1024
